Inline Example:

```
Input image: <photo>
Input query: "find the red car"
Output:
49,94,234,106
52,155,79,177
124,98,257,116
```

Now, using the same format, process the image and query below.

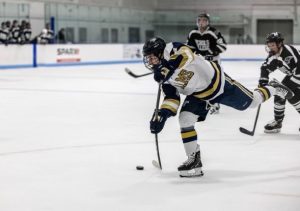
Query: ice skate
178,146,204,178
264,119,282,133
269,79,294,100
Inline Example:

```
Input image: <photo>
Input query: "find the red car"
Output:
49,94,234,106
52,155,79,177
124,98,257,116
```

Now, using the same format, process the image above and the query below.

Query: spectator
57,28,66,43
237,33,244,44
245,34,253,44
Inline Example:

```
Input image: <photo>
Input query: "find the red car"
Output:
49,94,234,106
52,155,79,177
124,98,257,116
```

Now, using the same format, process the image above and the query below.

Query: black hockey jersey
10,26,21,43
187,26,227,57
260,45,300,85
38,29,54,44
0,28,9,44
22,28,32,43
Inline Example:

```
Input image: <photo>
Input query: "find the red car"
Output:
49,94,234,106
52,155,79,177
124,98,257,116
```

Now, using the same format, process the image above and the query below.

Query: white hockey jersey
163,42,225,100
159,42,226,115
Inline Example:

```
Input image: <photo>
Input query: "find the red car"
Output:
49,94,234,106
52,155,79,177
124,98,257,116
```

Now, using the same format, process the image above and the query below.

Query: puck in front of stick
136,165,144,170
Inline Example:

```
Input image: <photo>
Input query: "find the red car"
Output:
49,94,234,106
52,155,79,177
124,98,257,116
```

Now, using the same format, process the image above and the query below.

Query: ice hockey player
10,20,21,44
37,23,54,44
259,32,300,133
22,22,32,44
143,37,294,177
0,22,9,45
187,13,227,114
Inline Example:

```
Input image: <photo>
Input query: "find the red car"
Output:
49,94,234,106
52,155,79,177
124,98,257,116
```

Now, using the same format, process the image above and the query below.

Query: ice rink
0,61,299,211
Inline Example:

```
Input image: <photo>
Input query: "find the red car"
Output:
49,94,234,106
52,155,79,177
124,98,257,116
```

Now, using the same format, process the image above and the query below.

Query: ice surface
0,62,299,211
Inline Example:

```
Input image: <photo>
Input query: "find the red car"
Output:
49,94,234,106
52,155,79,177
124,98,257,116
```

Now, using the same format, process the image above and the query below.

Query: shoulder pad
208,26,221,35
208,26,217,32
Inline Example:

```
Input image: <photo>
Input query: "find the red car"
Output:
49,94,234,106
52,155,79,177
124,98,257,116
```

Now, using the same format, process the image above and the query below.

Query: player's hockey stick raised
153,82,163,169
125,67,153,78
239,104,261,136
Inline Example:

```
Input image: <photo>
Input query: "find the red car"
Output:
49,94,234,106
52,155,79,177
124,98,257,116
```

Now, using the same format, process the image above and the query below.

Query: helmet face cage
197,13,210,27
142,37,166,71
143,56,155,71
265,32,284,55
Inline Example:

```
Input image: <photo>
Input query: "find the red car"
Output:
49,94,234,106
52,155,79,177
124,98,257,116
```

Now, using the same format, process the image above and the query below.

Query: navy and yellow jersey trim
161,98,180,115
225,74,254,99
181,129,197,143
254,87,271,101
161,83,180,115
193,61,222,100
167,43,195,70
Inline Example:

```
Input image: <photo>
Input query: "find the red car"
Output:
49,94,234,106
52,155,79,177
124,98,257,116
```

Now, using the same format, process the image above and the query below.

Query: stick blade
152,160,162,170
239,127,254,136
124,68,138,78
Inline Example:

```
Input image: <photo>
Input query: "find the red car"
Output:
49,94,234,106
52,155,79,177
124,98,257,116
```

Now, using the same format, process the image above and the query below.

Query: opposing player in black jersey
259,32,300,133
187,13,227,63
187,13,227,114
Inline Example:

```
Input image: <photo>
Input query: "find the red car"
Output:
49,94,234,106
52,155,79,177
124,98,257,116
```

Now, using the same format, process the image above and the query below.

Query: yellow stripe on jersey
161,99,180,114
178,53,189,69
194,62,221,99
170,46,194,69
256,87,271,101
181,130,197,139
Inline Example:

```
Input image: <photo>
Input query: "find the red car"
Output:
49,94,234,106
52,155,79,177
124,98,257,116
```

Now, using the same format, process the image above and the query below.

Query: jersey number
175,69,194,88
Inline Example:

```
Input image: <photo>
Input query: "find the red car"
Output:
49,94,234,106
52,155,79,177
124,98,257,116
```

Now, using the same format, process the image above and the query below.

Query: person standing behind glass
57,28,66,44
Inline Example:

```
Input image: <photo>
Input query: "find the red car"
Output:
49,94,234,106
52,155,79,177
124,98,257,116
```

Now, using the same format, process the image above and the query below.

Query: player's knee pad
179,111,199,129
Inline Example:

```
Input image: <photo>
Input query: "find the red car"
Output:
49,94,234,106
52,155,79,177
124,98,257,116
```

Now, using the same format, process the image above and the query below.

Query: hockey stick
125,67,153,78
153,82,163,170
239,104,261,136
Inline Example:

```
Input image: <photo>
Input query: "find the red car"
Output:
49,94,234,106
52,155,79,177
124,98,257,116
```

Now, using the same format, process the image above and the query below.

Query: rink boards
0,43,291,69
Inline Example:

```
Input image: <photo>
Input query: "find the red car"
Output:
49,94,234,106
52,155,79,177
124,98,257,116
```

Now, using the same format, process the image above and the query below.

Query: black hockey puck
136,165,144,170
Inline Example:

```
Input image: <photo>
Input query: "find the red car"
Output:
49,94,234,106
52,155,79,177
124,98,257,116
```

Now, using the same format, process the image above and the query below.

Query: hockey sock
250,86,274,108
274,96,286,121
255,86,273,102
181,127,198,156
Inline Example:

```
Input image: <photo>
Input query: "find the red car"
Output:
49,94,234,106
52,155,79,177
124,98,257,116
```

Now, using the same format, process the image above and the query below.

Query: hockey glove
258,77,269,87
153,64,165,83
269,59,283,70
153,60,175,83
150,109,172,134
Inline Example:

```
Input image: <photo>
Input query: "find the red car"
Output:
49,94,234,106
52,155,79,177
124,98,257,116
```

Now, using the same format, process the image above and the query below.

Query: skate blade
179,167,204,178
264,129,281,133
